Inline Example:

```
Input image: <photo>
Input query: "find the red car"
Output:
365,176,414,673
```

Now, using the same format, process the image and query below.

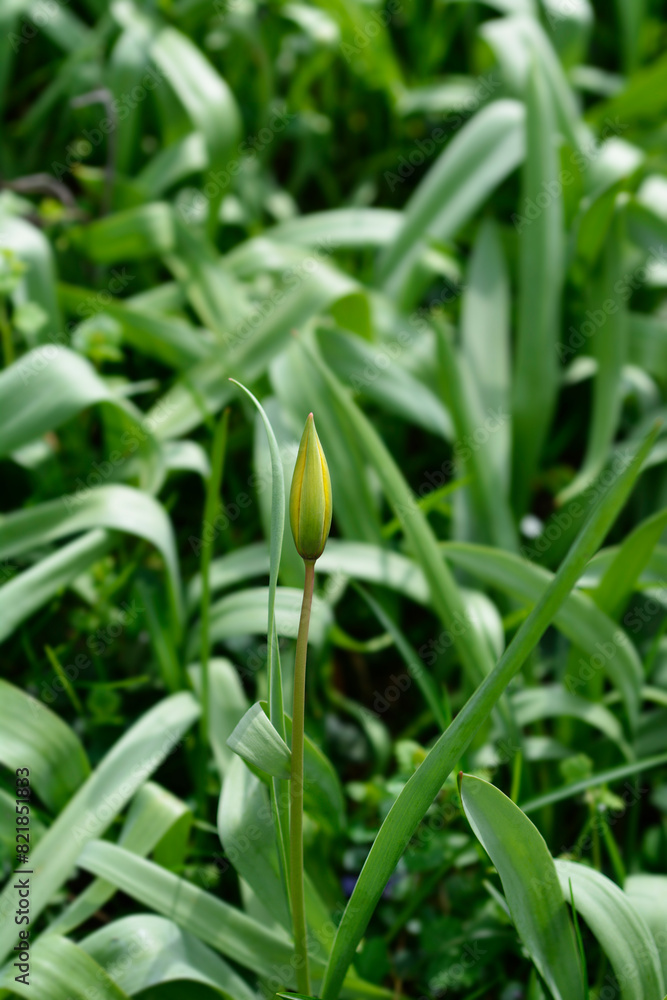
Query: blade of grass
0,528,117,644
229,380,291,928
82,914,257,1000
352,582,448,731
460,217,512,494
520,752,667,813
511,60,564,515
459,773,585,1000
556,860,664,999
0,692,200,963
558,206,628,504
48,781,191,936
436,319,517,551
377,99,525,310
0,679,89,814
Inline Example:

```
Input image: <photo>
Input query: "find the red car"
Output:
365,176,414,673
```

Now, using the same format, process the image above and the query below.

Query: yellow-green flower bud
289,413,332,563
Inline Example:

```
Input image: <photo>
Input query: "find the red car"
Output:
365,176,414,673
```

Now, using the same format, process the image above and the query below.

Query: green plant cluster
1,1,667,998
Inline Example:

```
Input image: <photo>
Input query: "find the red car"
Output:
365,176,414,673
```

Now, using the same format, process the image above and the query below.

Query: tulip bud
289,413,332,563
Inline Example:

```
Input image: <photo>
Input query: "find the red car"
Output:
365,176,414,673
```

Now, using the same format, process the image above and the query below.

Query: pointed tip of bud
289,413,332,563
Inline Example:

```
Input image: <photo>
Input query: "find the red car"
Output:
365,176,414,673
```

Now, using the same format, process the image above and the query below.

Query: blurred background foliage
1,0,667,997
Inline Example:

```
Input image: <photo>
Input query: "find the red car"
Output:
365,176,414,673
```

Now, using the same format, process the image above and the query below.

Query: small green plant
288,413,333,993
1,2,667,998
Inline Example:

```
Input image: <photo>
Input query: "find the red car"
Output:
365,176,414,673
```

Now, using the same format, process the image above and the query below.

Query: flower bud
289,413,332,563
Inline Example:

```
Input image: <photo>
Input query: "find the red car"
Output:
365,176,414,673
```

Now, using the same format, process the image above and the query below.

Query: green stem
290,559,315,994
198,408,230,806
0,298,14,368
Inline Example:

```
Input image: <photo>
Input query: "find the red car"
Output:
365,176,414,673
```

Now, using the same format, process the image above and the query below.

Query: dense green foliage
1,0,667,998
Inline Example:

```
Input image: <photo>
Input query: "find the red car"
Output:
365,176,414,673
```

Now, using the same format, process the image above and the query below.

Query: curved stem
290,559,315,994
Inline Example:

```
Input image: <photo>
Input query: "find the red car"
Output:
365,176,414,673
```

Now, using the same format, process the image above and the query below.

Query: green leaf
227,703,292,780
556,860,665,999
186,546,269,609
436,321,517,551
108,20,152,176
229,380,286,732
0,692,200,965
49,781,192,936
440,541,642,727
0,346,161,491
218,756,291,928
460,217,512,494
612,0,647,72
511,684,632,758
459,773,585,1000
150,27,241,168
59,283,213,369
145,261,359,440
71,203,176,262
628,312,667,382
319,328,453,440
377,99,526,309
135,132,208,198
76,839,302,978
0,528,116,643
0,484,182,627
268,209,402,249
188,659,249,778
82,915,257,1000
625,875,667,985
0,679,89,813
189,586,332,653
558,207,628,504
0,214,61,342
593,507,667,619
511,60,565,513
520,753,667,813
0,935,129,999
